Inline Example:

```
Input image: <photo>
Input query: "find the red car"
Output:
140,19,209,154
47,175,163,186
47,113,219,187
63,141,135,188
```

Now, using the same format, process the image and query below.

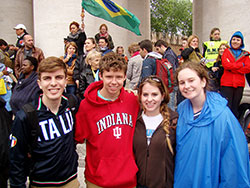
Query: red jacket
221,48,250,88
75,81,139,188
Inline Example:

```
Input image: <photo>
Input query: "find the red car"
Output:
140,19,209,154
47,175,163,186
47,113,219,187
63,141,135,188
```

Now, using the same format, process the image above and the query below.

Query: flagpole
81,8,85,32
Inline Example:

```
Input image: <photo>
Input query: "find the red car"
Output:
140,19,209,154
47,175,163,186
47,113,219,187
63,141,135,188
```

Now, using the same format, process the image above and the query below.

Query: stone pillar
193,0,250,50
0,0,33,45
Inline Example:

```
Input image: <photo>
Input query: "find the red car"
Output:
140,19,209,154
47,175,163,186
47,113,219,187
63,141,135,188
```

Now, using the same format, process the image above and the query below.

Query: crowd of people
0,22,250,188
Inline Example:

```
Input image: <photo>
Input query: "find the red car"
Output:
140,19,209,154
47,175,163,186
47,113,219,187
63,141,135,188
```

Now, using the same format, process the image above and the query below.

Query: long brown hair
138,76,174,155
215,43,230,62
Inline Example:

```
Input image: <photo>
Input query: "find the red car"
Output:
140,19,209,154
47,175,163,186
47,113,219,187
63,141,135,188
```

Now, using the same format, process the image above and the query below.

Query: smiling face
231,37,242,49
37,69,66,104
99,69,126,101
178,68,206,103
141,82,164,116
218,44,228,56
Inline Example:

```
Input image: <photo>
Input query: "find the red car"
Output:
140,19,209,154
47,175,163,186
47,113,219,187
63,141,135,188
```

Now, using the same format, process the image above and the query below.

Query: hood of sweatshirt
230,31,245,49
177,91,228,127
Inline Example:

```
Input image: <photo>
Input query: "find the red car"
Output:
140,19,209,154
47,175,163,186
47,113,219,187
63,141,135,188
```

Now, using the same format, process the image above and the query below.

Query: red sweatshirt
221,48,250,88
75,81,139,188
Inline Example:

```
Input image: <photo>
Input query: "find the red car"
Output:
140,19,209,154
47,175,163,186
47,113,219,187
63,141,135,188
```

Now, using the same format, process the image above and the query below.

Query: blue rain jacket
174,91,250,188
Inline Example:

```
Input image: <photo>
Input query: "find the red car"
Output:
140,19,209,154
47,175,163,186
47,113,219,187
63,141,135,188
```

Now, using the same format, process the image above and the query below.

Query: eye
43,76,51,81
142,93,148,97
152,93,158,97
56,75,65,80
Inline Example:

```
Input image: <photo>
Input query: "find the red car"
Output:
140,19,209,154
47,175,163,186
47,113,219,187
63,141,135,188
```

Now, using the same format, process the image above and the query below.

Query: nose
50,77,57,86
184,82,190,88
147,94,153,102
111,77,117,84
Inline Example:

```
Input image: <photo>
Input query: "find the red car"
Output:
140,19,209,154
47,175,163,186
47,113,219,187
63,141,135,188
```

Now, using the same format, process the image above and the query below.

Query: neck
24,71,33,79
191,92,206,114
42,96,61,115
99,88,120,101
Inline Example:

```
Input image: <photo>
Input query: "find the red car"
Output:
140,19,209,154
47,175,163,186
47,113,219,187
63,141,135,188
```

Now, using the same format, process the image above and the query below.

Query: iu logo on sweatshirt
113,127,122,139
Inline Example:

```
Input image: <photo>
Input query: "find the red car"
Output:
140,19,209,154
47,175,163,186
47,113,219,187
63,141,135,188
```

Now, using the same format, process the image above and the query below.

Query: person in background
12,24,28,54
138,39,162,85
203,28,228,69
95,24,114,50
116,46,128,63
10,56,40,115
0,62,17,113
79,50,101,98
60,41,78,95
67,21,86,56
0,39,15,70
75,53,139,188
220,31,250,118
210,43,230,91
174,61,250,188
126,43,143,90
178,36,188,64
133,75,178,188
98,36,112,56
73,37,97,92
154,39,179,111
0,97,12,188
181,35,205,65
15,34,45,78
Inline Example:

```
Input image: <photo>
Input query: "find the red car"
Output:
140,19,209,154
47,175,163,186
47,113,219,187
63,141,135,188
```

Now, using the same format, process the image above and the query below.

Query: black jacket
79,64,99,99
9,94,78,187
0,98,12,168
133,109,178,188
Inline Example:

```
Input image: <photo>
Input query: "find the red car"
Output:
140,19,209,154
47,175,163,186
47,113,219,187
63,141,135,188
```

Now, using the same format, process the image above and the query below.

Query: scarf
68,30,81,40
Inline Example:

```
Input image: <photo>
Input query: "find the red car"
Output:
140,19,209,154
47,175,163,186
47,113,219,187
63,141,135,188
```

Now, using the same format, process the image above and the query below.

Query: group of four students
9,50,250,188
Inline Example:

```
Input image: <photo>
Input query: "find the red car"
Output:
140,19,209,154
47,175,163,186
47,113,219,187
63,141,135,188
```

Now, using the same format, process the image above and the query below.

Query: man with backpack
9,57,80,188
155,40,179,111
138,39,162,85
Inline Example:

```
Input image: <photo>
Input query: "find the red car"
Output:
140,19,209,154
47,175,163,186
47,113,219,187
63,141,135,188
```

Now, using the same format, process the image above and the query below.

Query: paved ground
77,143,86,188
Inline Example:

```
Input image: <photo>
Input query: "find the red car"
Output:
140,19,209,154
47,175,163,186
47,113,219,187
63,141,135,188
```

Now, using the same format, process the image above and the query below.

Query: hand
211,67,219,72
2,69,9,75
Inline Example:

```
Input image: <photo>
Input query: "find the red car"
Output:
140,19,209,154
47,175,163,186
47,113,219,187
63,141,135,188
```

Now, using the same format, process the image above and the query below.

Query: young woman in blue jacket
174,61,250,188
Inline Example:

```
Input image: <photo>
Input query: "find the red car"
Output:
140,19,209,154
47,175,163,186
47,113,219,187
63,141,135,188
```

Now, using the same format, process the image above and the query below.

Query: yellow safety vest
203,40,228,68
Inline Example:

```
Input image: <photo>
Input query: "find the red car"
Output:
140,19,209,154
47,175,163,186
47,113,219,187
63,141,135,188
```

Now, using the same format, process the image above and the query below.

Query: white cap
13,24,27,30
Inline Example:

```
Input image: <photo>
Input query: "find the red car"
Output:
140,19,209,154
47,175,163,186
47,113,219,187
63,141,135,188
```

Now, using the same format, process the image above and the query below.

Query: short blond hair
85,50,102,65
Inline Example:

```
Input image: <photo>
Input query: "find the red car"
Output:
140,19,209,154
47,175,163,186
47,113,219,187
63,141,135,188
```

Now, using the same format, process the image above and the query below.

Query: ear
37,79,42,89
201,78,206,88
99,72,103,80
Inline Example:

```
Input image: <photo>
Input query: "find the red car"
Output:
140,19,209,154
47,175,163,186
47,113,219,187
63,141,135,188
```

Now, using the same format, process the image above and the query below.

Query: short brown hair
38,57,67,79
99,52,127,75
128,43,140,54
99,24,108,31
69,21,79,30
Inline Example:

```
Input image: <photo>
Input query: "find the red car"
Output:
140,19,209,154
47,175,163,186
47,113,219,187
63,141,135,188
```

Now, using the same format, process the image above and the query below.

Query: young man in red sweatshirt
75,52,139,188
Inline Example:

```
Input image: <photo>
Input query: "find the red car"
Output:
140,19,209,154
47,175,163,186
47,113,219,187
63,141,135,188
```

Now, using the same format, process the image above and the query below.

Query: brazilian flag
82,0,141,35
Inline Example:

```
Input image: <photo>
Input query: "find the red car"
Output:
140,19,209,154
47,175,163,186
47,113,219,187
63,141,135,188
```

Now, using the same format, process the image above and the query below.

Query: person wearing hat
11,24,29,63
220,31,250,118
13,24,28,52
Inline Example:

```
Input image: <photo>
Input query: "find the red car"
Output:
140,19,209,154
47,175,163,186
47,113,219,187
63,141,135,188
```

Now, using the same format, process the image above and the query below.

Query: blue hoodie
230,31,245,58
174,92,250,188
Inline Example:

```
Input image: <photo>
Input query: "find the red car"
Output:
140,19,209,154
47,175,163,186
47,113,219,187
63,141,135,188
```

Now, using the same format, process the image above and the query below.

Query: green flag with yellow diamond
82,0,141,35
